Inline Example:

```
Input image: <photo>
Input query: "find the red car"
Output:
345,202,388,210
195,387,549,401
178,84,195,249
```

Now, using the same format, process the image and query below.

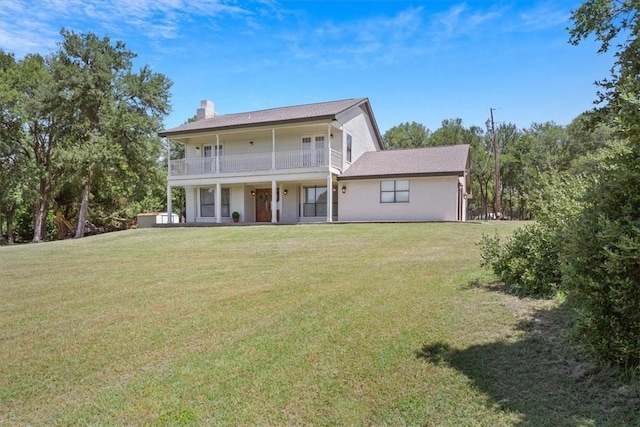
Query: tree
51,30,172,237
1,53,67,243
429,118,474,147
494,123,520,219
0,51,27,243
564,0,640,370
382,122,430,149
569,0,640,138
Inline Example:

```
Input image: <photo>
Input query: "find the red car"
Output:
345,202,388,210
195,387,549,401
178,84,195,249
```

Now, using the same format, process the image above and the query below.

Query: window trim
380,180,410,203
199,187,231,217
301,185,338,217
199,187,216,217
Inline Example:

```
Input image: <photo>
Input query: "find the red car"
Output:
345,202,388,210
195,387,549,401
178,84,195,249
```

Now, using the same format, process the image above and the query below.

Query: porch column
166,184,172,224
326,174,333,223
272,129,276,170
271,180,278,223
215,182,222,223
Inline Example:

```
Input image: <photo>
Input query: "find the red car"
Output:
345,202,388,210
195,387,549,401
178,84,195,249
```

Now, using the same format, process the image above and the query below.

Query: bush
479,222,561,297
562,142,640,372
479,174,586,297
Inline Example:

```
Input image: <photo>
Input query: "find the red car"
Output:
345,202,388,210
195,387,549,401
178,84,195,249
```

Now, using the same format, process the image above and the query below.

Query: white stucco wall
338,176,461,222
341,111,380,169
185,186,196,222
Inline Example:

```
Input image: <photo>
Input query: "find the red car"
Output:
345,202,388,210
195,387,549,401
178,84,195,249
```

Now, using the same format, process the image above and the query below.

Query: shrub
562,142,640,372
479,222,561,297
479,173,586,297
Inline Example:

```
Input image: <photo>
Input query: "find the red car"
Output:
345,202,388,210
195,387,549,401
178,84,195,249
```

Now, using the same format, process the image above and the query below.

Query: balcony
169,148,342,177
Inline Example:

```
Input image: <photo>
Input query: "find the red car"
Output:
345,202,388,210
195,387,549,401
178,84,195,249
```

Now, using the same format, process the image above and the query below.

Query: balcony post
327,123,332,168
166,137,171,177
272,128,276,170
216,134,220,174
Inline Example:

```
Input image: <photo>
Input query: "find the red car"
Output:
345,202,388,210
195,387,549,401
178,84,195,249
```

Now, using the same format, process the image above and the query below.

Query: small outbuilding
137,212,180,228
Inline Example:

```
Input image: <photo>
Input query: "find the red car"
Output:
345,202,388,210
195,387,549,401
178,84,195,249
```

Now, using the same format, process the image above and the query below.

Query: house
158,98,470,224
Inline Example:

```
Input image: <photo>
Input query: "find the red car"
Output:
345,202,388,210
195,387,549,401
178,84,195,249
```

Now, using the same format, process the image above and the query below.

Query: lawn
1,223,638,426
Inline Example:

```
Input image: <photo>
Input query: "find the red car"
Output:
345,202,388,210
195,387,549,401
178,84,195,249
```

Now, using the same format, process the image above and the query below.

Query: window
221,188,230,217
302,136,312,166
203,145,213,173
199,187,230,217
380,180,409,203
301,135,326,166
346,134,352,162
302,185,338,217
315,136,325,165
200,188,215,217
202,144,223,173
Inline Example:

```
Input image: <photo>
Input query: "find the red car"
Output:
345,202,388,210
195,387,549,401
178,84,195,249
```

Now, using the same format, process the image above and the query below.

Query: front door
255,189,272,222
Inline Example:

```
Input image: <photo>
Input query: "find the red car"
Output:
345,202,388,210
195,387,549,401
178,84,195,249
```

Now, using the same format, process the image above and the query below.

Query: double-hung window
380,180,409,203
200,188,215,217
200,187,230,217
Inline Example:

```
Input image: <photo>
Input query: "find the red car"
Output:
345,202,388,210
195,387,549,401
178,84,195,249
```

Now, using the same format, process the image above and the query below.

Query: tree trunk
0,211,4,245
75,168,93,239
6,208,15,244
32,178,51,243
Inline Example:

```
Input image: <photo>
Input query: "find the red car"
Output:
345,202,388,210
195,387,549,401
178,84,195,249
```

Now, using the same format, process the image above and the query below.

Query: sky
0,0,612,134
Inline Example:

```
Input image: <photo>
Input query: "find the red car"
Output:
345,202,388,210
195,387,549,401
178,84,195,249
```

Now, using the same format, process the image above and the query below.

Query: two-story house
159,98,470,224
159,98,383,224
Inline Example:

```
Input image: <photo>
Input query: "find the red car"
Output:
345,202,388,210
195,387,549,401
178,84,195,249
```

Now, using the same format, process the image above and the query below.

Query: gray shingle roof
338,144,470,180
159,98,369,137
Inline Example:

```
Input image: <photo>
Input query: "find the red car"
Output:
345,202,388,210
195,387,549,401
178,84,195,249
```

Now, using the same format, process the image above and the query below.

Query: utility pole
490,108,501,219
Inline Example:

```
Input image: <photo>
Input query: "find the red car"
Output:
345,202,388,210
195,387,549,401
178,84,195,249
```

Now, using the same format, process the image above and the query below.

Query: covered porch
166,173,340,225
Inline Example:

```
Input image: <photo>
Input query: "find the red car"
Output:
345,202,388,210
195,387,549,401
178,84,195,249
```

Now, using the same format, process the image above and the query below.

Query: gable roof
338,144,470,180
159,98,379,138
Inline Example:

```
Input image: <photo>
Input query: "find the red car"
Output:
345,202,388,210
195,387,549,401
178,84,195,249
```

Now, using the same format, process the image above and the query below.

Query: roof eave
159,114,337,138
337,171,466,181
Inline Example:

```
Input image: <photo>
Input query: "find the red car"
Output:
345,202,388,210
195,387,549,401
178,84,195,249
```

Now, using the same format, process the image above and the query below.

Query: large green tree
52,30,172,237
382,122,430,149
564,0,640,370
0,52,67,243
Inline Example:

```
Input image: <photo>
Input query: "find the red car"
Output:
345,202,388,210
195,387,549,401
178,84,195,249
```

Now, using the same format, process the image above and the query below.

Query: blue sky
1,0,611,134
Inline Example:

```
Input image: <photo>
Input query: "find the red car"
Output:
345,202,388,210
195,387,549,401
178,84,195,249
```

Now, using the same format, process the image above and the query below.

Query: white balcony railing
169,148,342,176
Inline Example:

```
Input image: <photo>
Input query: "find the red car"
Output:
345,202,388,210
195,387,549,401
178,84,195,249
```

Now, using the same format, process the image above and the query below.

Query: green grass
1,223,638,426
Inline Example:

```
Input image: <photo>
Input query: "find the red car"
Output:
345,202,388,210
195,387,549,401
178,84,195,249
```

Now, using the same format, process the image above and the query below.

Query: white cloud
0,0,256,56
519,4,570,31
280,6,427,68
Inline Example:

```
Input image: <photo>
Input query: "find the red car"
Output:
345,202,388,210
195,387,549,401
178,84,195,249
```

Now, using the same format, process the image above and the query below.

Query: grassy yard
1,222,638,426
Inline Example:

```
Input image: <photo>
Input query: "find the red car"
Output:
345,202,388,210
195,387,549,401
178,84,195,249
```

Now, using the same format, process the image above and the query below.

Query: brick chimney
196,100,214,120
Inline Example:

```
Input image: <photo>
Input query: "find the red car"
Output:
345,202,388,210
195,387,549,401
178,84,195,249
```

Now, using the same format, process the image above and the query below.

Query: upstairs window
346,134,352,163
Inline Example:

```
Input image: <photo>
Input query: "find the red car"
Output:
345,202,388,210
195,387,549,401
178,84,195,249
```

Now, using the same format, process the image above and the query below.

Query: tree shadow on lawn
416,294,640,426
